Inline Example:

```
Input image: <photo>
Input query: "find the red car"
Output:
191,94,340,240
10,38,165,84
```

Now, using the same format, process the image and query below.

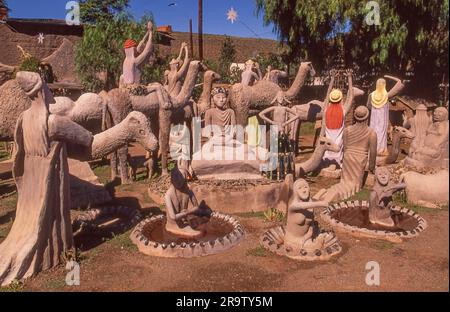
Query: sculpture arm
188,190,200,210
368,131,378,173
385,75,405,98
343,73,354,115
289,201,329,211
176,45,190,80
48,115,93,147
252,71,261,81
136,32,149,54
135,27,154,66
258,107,276,125
320,73,336,135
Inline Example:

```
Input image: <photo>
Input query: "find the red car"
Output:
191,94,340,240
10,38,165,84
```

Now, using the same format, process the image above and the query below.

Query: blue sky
7,0,278,39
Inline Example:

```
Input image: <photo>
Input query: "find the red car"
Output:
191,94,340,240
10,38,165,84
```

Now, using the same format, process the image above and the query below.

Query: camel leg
159,109,172,176
118,146,131,184
110,151,118,181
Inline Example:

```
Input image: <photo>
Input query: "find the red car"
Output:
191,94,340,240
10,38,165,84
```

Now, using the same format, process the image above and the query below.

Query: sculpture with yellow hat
367,75,405,156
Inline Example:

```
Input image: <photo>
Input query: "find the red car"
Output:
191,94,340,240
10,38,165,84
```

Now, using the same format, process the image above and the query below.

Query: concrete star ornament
227,7,238,24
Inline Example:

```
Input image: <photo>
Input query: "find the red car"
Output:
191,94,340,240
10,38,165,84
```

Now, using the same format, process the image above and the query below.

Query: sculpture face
294,179,310,201
275,91,285,105
375,167,390,186
213,93,228,109
433,108,448,122
376,78,386,90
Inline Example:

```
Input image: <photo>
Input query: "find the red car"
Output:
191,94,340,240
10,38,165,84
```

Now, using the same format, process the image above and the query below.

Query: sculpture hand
147,21,153,32
345,69,353,77
330,69,337,77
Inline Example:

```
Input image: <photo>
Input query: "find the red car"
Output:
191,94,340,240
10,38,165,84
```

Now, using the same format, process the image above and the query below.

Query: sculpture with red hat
120,21,169,106
320,69,355,171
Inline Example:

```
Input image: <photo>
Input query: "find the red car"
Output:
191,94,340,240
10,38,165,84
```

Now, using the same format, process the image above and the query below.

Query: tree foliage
75,7,168,92
256,0,449,98
218,36,240,83
79,0,129,24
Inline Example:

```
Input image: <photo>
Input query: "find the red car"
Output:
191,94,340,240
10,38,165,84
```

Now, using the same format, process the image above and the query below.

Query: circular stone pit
321,200,427,243
130,212,245,258
260,226,342,261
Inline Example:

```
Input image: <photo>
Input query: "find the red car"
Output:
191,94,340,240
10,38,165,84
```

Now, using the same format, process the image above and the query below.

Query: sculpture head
271,91,291,106
245,59,255,71
300,61,316,77
371,78,388,108
329,89,343,105
124,39,137,57
393,126,414,140
354,106,370,123
293,178,310,201
169,58,182,71
125,111,158,153
211,87,229,109
433,107,448,122
317,136,340,153
375,166,390,186
171,167,189,190
16,71,55,104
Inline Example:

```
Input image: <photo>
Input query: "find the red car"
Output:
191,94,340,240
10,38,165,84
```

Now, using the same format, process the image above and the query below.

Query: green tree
79,0,129,24
218,36,238,83
256,0,449,99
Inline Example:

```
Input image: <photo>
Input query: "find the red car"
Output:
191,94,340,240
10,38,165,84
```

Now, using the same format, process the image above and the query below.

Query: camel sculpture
384,126,414,164
0,79,107,141
103,60,205,181
227,62,316,127
295,136,340,177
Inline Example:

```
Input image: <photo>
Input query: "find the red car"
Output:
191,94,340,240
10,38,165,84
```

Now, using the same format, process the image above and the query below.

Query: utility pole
189,18,194,58
198,0,203,61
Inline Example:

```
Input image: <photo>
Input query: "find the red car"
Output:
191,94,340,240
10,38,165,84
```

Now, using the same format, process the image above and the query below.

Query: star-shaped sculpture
37,33,44,44
227,7,238,24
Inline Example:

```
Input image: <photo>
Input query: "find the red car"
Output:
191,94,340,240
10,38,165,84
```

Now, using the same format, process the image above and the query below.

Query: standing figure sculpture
369,167,406,227
259,91,300,136
402,104,431,157
321,69,354,170
367,75,404,156
0,72,159,286
259,91,300,178
314,106,377,202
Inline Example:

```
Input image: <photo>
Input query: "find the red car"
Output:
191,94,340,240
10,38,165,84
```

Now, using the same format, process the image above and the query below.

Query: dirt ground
0,135,448,292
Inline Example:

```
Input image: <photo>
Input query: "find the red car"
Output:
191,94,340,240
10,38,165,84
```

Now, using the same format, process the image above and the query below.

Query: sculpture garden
0,0,448,292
